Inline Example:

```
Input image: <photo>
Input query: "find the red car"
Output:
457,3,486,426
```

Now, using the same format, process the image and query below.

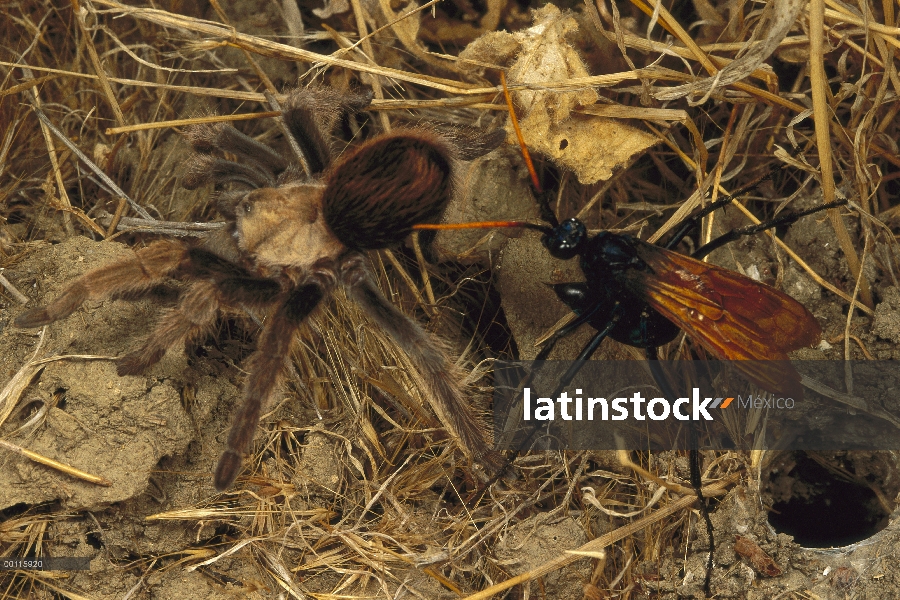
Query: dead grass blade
462,471,743,599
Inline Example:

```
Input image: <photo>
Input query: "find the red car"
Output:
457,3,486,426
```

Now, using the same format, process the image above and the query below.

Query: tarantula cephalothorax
15,86,505,491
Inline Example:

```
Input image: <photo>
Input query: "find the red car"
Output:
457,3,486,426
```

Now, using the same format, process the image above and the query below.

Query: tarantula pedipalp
15,86,505,491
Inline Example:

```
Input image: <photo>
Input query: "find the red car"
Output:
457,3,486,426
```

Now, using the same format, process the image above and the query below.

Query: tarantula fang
15,86,505,491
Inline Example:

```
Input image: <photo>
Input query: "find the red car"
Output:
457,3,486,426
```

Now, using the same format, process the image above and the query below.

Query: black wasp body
544,218,681,351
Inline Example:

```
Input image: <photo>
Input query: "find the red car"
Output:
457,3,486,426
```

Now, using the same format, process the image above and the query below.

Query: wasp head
541,218,587,260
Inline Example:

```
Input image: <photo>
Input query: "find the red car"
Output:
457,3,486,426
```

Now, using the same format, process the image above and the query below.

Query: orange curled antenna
413,220,547,232
412,71,550,234
500,71,542,194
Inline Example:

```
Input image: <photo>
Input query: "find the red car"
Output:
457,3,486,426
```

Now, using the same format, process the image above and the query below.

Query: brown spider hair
15,85,505,491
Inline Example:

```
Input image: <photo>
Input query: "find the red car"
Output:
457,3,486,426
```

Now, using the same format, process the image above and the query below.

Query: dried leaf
513,113,656,185
462,5,657,184
734,535,783,577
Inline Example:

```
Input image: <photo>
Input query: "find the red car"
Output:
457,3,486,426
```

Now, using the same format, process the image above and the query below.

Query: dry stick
0,439,112,486
107,111,281,134
0,75,57,99
348,0,391,132
20,70,74,235
820,3,900,51
578,105,687,122
0,61,269,101
83,1,686,95
0,59,723,103
462,471,742,600
411,233,437,310
51,200,111,239
106,99,504,135
702,104,740,249
28,103,154,221
96,212,225,236
626,0,802,113
809,0,874,310
104,196,128,238
381,249,430,310
0,272,29,305
72,0,125,127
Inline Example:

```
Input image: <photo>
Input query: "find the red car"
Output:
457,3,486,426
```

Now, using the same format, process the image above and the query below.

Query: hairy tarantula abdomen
16,84,505,491
323,131,454,250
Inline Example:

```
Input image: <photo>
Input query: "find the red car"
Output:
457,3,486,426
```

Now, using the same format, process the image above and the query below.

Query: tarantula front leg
15,239,191,328
340,255,501,470
214,281,326,491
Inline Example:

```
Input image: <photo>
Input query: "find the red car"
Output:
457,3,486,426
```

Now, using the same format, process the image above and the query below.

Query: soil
2,216,900,599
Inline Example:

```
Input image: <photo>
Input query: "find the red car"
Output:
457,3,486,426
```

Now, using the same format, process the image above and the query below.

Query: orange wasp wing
619,240,821,397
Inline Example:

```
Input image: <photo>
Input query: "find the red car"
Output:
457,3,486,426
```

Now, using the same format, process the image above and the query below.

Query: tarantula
15,86,504,491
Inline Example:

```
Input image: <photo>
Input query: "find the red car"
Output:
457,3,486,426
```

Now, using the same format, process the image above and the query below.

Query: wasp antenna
413,220,550,233
500,72,542,195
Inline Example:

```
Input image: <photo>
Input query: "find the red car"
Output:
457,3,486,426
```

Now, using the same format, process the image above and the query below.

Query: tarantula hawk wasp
423,168,842,596
15,85,506,491
415,76,845,596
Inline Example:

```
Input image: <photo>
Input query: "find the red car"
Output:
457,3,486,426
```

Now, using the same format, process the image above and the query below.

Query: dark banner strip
492,361,900,451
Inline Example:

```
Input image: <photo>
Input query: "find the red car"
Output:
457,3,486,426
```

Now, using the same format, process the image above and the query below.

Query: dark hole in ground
85,531,104,549
764,451,894,548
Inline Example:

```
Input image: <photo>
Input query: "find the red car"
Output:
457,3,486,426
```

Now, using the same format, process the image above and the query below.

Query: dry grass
0,0,897,597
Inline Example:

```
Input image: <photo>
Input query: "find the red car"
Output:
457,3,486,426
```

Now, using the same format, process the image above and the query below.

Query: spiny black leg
663,161,799,251
470,305,622,504
534,287,609,362
646,351,713,597
550,313,619,396
692,199,847,259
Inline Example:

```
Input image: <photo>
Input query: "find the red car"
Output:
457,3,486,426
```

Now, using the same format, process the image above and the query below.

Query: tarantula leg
185,122,289,173
214,281,326,491
281,86,374,175
14,239,190,328
118,268,287,376
182,154,276,190
340,256,502,470
116,281,220,376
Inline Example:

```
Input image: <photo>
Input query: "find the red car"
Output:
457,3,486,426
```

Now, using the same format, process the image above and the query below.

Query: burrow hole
763,451,899,548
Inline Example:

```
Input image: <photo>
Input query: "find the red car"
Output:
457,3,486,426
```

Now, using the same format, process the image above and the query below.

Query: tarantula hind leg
214,281,326,491
340,256,503,471
14,239,190,329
